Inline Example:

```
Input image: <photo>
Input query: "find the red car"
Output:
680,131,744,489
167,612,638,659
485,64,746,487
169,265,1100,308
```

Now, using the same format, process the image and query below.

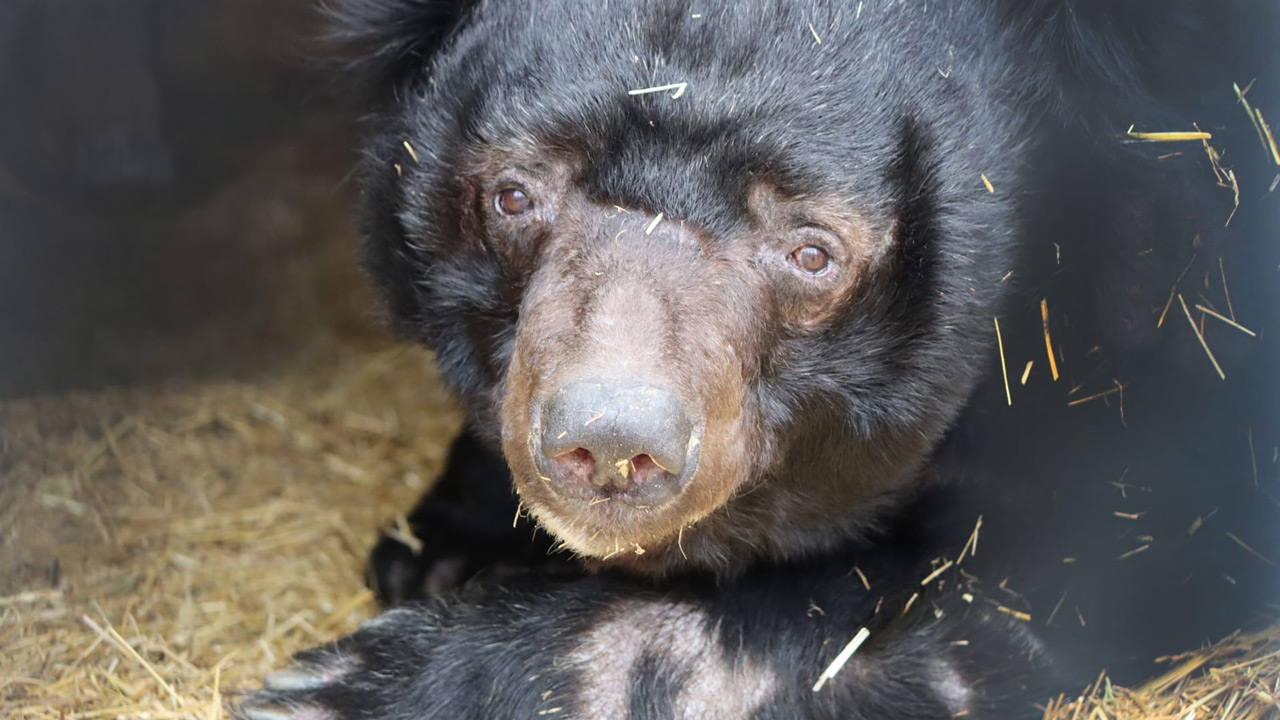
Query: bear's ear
357,157,426,340
324,0,475,101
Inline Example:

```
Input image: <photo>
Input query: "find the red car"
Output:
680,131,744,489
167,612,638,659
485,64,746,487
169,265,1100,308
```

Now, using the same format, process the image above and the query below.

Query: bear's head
338,0,1023,576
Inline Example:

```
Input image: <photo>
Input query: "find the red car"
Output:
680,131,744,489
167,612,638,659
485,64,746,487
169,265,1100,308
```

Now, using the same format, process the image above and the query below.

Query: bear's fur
236,2,1277,718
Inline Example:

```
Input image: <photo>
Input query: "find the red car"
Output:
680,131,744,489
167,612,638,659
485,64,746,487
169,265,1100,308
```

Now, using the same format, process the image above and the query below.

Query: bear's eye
789,245,831,275
495,188,532,216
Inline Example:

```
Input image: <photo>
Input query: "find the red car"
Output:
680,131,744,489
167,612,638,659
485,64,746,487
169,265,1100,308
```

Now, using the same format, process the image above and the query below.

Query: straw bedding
1,343,459,719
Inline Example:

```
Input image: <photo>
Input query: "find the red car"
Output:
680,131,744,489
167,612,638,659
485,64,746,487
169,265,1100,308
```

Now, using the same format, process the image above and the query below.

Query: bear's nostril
606,453,671,490
622,453,675,486
628,454,669,483
551,448,597,488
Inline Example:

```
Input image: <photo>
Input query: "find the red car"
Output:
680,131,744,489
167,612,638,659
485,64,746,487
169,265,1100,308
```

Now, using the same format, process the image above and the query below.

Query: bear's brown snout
496,204,758,566
536,380,701,509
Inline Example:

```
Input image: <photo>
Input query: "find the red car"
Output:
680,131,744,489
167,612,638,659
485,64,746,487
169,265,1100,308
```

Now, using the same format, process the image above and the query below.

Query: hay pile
1044,629,1280,720
1,344,459,719
1,343,1276,719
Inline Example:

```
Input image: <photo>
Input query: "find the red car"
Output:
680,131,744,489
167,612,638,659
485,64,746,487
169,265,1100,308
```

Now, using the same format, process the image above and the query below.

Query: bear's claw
262,667,331,692
232,608,431,720
235,702,298,720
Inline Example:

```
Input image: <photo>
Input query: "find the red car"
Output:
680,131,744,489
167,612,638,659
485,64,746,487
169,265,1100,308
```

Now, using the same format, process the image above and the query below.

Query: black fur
368,428,577,605
237,1,1279,718
249,530,1055,719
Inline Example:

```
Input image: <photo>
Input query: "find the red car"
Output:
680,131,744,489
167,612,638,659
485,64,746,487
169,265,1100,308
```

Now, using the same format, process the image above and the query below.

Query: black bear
237,1,1277,718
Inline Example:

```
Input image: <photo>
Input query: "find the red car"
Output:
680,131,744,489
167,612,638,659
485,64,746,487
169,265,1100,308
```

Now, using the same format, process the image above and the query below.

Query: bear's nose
537,380,697,503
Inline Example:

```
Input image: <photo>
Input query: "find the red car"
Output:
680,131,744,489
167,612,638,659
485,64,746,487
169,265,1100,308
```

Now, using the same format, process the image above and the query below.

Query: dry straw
1,344,459,719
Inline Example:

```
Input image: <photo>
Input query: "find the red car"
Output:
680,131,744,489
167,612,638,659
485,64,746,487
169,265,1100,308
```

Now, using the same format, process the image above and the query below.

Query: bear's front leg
236,562,1054,720
368,427,578,605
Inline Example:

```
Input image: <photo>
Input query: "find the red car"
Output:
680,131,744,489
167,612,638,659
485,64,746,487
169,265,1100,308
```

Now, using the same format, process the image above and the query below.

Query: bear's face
356,1,1020,575
482,150,890,566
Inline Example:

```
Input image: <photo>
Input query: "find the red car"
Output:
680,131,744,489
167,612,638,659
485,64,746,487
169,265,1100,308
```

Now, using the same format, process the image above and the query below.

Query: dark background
0,0,382,399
